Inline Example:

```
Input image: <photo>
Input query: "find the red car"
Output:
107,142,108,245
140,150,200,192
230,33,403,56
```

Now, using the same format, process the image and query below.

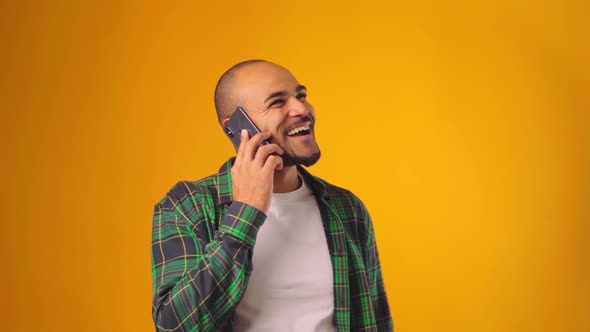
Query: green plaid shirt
152,158,393,331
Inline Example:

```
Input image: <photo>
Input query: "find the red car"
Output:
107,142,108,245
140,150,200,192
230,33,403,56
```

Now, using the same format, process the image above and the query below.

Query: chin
282,150,321,167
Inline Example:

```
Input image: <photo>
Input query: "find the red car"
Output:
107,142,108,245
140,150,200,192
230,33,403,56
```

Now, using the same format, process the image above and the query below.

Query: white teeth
287,124,310,136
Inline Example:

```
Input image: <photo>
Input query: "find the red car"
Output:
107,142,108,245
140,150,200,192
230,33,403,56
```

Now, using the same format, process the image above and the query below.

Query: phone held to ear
223,107,271,149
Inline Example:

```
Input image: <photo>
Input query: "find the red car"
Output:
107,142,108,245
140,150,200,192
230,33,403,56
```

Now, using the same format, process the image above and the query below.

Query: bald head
214,59,268,125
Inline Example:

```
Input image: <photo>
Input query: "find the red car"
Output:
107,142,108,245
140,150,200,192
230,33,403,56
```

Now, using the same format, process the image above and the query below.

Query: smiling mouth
286,123,312,137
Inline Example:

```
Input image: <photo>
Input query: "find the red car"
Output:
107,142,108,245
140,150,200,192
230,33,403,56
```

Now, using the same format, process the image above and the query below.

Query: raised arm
152,196,266,331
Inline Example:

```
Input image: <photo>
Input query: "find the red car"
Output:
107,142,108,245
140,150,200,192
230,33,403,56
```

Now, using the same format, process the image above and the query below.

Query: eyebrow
264,85,307,104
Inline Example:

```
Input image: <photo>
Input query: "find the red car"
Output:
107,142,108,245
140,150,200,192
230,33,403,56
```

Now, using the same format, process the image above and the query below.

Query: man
151,60,393,331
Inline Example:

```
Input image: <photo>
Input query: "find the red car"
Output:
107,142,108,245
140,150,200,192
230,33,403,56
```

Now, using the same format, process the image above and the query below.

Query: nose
287,97,309,117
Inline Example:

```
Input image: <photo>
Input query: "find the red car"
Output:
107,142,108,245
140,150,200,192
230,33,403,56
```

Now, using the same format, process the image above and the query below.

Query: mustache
285,115,314,131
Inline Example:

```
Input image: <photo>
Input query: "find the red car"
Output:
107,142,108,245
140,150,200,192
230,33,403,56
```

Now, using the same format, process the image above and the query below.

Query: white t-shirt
233,176,336,332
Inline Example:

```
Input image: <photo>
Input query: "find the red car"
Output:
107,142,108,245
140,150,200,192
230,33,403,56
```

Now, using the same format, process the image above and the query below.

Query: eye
296,93,307,102
269,99,285,108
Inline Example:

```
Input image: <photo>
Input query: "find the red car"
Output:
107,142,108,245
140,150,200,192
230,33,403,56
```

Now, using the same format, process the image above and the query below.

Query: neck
273,165,301,193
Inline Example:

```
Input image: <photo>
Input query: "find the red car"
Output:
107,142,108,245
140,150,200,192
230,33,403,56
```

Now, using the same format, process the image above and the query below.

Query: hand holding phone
224,107,284,213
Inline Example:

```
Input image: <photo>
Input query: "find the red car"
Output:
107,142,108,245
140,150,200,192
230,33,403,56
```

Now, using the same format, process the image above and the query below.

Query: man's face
231,62,321,167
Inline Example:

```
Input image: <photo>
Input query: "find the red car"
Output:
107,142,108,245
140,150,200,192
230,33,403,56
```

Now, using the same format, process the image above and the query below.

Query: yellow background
2,0,588,331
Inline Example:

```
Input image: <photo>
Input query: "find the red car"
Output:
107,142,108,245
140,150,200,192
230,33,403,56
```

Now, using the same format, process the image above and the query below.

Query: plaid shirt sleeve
152,184,266,332
363,204,394,331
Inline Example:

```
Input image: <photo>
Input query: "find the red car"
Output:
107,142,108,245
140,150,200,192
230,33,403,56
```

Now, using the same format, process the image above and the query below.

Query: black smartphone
223,107,270,149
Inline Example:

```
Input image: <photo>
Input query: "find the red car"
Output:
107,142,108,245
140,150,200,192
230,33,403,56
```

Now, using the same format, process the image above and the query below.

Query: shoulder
309,173,369,218
155,174,218,212
309,173,374,245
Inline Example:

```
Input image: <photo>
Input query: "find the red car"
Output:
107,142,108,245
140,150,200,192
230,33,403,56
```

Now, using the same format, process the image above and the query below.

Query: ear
222,118,230,127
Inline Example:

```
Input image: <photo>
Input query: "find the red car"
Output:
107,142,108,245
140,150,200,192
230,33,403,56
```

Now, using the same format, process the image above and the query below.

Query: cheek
265,113,287,133
250,114,276,133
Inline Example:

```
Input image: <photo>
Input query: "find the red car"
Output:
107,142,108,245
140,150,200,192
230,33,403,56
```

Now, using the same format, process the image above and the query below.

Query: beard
281,149,321,167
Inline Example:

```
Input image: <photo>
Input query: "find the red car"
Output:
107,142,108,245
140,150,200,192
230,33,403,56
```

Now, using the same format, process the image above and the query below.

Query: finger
235,129,249,164
244,132,272,160
262,155,284,173
254,143,284,165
